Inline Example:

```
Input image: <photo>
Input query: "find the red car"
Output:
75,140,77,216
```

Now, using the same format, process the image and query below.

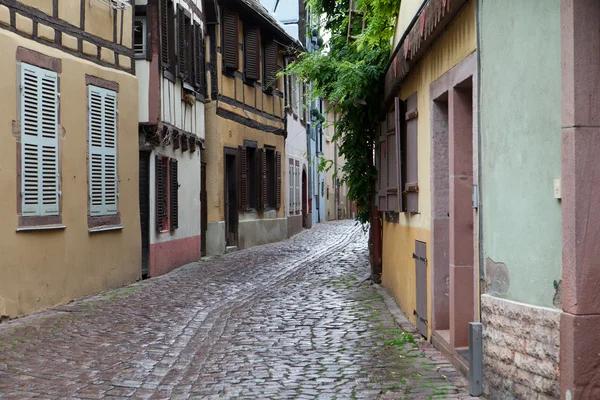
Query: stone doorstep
375,284,480,398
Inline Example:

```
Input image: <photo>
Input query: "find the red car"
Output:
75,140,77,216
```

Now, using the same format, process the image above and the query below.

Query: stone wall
481,294,560,399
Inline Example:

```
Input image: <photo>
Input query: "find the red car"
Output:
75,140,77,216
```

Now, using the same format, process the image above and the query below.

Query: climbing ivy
283,0,399,224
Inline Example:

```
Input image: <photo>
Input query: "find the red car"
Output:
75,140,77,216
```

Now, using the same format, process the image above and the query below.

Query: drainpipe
475,0,484,316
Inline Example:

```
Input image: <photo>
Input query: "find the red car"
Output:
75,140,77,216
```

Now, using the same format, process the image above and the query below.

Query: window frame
17,62,62,228
134,16,147,59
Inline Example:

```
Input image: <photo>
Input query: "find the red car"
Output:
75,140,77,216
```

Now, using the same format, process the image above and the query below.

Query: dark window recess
134,17,146,58
172,130,180,150
177,6,193,82
194,23,206,94
238,146,247,210
265,148,276,208
181,134,189,152
222,10,239,71
160,0,176,75
244,28,260,81
276,151,281,209
155,155,168,231
247,147,258,210
263,40,278,91
170,158,179,230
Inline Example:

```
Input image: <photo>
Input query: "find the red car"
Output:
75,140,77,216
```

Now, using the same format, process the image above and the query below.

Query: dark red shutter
405,93,419,213
264,40,278,90
156,156,167,231
223,10,239,70
244,28,260,81
387,107,398,212
395,97,404,212
177,6,186,78
378,120,388,212
194,23,205,92
276,151,281,209
238,146,247,210
259,149,267,210
170,158,179,230
160,0,169,67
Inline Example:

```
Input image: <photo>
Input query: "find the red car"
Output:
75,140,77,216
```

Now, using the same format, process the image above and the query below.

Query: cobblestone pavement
0,221,477,399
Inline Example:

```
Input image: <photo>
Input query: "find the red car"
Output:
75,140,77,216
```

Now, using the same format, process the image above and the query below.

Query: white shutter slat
21,64,59,216
103,91,118,214
88,86,118,216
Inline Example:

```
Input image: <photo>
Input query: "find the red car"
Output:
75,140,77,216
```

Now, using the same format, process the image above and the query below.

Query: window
155,156,178,231
295,162,300,214
239,145,281,211
88,85,118,216
244,28,260,82
134,17,147,58
222,9,239,71
291,74,298,115
194,23,206,94
265,148,276,208
288,159,294,213
263,39,278,91
160,0,176,77
20,63,59,217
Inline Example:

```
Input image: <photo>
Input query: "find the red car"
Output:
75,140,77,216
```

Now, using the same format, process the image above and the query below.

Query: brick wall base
481,294,560,399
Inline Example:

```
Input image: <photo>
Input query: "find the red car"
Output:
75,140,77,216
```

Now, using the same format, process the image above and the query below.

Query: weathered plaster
479,0,561,308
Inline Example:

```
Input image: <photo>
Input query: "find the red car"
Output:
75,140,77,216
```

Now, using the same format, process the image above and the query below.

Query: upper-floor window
134,16,147,59
160,0,176,76
222,9,239,72
263,39,278,91
88,86,119,216
19,63,60,217
244,27,260,82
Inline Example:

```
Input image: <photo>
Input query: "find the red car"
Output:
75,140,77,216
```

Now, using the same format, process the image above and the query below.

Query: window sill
88,225,123,233
16,224,67,232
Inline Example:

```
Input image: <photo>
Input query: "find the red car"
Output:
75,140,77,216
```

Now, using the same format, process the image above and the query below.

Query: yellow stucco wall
382,0,476,338
0,29,140,318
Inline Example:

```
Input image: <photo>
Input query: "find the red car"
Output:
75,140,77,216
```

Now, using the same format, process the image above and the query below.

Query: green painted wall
479,0,561,308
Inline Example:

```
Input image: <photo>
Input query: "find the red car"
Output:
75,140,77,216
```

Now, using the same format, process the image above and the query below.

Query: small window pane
134,17,146,58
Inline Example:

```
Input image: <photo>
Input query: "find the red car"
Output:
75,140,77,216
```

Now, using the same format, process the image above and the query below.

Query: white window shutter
88,86,118,216
21,64,59,216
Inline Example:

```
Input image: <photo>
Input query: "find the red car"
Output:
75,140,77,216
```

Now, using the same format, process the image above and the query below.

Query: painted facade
478,1,563,397
324,107,350,221
0,0,140,318
135,0,205,278
260,0,309,237
204,0,299,255
378,0,476,376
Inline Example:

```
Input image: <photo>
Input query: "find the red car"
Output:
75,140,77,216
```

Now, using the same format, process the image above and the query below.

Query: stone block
100,48,114,64
37,24,54,42
0,5,10,26
15,14,33,35
83,41,97,57
62,33,78,51
119,54,131,69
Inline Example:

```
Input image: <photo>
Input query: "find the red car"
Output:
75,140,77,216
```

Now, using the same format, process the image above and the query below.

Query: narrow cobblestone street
0,221,475,399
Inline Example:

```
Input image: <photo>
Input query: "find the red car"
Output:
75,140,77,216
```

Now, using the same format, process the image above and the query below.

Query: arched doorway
302,168,308,228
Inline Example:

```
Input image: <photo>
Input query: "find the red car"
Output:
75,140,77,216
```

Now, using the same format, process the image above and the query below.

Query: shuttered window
276,151,281,209
170,158,178,230
263,40,278,91
295,161,300,214
88,85,118,216
160,0,175,76
238,146,247,210
177,5,187,79
222,10,239,71
156,156,168,231
244,28,260,81
288,159,294,214
405,93,419,213
194,23,206,94
20,63,60,217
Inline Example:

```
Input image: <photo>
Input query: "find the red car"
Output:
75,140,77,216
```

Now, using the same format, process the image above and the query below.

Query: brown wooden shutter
276,151,281,209
160,0,169,67
259,149,267,210
238,146,247,210
156,155,167,231
386,108,398,212
177,5,186,78
194,24,205,92
244,28,260,81
222,10,239,70
395,97,404,212
377,120,388,212
170,158,179,230
405,93,419,213
264,40,278,90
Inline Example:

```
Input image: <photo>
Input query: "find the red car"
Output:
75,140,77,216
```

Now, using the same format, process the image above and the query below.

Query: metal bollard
469,322,483,396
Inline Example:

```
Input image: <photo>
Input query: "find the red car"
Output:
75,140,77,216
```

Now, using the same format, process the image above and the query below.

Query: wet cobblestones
0,221,476,399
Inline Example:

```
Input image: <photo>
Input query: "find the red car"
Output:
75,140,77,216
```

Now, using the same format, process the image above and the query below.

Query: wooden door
139,151,150,278
201,163,207,256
